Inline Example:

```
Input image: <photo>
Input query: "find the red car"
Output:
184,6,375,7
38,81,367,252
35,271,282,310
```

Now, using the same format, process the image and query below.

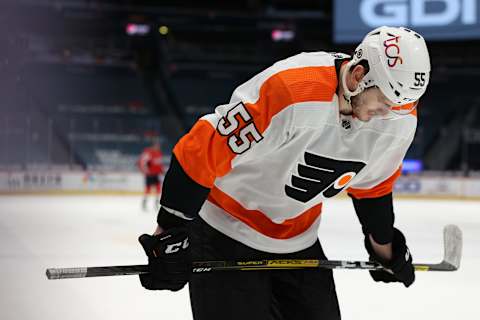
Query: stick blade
443,224,463,270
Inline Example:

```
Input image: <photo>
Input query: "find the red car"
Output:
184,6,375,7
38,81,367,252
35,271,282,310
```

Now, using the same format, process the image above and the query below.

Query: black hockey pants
188,217,341,320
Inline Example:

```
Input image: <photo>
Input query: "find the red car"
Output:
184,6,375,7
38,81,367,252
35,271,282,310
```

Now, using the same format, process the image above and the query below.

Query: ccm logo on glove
164,238,190,254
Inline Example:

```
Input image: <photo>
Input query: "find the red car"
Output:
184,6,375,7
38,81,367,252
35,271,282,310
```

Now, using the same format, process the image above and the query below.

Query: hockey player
137,140,164,211
138,26,430,319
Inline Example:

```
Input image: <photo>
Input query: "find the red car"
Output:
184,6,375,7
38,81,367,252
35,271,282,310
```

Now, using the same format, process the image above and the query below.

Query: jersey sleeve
346,149,407,243
347,123,416,244
347,130,415,199
160,68,297,218
347,151,404,244
351,193,394,244
173,81,294,189
347,167,402,199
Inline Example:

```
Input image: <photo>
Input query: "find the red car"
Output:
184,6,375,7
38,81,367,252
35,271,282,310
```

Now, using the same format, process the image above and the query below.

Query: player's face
350,87,394,122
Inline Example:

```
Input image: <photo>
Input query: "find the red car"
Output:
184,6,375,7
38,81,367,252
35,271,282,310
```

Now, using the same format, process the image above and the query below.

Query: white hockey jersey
173,52,417,253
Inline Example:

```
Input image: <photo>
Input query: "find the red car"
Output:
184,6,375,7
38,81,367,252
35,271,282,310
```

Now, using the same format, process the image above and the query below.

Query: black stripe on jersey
159,154,211,219
349,192,395,245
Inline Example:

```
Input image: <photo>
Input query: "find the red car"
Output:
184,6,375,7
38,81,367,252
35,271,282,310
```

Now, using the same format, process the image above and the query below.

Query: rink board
1,171,480,199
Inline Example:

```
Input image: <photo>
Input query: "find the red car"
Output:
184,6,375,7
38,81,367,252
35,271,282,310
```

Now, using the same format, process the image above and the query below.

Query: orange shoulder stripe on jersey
174,66,338,188
347,167,402,199
207,186,322,239
243,65,338,135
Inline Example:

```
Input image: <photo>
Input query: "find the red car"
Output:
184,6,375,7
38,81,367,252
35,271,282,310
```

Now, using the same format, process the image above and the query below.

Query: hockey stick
46,224,462,280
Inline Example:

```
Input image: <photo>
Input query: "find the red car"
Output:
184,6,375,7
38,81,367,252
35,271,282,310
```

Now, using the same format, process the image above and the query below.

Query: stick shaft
45,258,453,280
46,265,148,279
46,225,461,279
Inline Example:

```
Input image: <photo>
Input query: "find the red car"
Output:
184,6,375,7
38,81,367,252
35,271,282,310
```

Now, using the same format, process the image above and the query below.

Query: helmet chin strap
341,60,366,107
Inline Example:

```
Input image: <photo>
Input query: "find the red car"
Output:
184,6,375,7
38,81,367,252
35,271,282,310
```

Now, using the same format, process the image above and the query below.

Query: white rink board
394,176,480,198
2,171,480,199
0,195,478,320
0,171,145,192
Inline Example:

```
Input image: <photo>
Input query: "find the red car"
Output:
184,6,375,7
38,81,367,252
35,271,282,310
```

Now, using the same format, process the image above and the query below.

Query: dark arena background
0,1,479,319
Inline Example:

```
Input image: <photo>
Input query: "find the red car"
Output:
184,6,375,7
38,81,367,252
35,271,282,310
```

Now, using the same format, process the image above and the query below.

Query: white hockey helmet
342,26,431,113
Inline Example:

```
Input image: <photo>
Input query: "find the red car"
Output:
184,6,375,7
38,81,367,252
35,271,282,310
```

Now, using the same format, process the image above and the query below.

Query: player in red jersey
138,140,164,211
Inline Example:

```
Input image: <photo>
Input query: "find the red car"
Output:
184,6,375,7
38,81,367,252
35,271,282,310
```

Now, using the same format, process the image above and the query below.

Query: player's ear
351,64,366,85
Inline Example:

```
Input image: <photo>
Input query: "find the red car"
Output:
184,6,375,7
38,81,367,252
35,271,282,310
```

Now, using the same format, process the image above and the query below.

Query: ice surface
0,195,478,320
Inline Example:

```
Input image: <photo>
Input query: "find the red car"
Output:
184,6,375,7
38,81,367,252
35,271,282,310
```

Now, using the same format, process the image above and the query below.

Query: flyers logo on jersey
285,152,366,203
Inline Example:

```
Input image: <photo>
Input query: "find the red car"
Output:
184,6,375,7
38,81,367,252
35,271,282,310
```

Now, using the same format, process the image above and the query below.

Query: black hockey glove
138,210,191,291
365,228,415,288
